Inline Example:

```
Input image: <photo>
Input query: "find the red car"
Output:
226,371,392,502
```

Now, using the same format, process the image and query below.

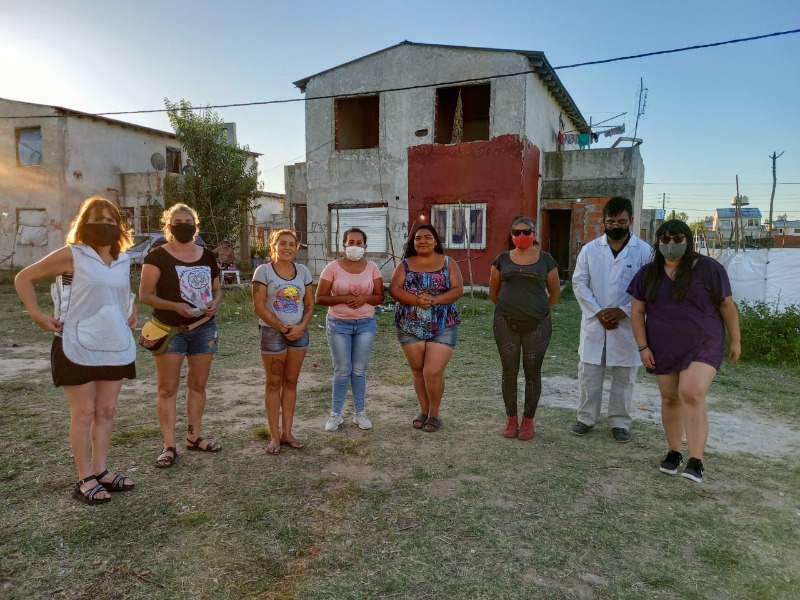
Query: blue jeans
326,315,377,414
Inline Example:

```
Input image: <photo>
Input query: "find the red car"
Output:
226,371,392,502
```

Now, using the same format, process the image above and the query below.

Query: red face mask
512,234,535,249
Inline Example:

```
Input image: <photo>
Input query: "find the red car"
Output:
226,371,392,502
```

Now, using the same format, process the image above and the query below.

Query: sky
2,0,799,222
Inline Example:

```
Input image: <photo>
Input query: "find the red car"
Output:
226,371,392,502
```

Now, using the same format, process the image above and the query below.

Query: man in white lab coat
571,197,653,442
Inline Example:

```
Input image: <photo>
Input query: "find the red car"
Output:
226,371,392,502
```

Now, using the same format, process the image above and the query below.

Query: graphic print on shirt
274,284,301,314
176,265,213,309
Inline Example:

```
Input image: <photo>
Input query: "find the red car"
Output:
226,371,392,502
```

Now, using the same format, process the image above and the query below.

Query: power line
2,28,798,121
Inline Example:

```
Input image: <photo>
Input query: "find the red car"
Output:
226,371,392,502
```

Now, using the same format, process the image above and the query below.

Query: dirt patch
541,375,800,458
2,342,798,458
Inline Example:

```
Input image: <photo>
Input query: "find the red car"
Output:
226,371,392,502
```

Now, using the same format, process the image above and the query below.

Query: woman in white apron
15,196,138,505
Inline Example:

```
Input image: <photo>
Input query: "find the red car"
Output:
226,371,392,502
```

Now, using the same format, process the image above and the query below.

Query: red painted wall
407,134,540,284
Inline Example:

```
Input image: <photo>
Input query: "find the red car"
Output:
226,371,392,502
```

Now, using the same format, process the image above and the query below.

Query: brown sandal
186,437,222,452
155,446,177,468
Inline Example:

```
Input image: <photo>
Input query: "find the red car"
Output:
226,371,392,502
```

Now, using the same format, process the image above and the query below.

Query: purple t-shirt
627,255,732,374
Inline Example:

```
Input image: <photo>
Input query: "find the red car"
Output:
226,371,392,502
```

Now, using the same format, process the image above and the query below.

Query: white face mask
345,245,365,261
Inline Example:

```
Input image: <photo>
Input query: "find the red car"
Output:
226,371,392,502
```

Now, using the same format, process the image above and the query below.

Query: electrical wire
2,28,798,121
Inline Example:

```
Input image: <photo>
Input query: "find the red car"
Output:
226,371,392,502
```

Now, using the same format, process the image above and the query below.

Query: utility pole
662,192,666,211
766,151,784,248
734,175,742,252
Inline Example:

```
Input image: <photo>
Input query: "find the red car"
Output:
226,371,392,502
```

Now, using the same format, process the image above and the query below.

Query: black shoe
570,421,593,436
659,450,684,475
611,427,631,443
681,457,705,483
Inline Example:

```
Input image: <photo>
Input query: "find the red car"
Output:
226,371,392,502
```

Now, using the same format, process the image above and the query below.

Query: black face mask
605,227,630,242
171,223,196,244
83,223,120,247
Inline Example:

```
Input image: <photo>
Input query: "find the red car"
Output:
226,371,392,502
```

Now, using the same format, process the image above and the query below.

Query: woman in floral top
389,224,463,432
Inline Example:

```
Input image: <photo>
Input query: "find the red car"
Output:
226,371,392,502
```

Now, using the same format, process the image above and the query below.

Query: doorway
541,209,572,281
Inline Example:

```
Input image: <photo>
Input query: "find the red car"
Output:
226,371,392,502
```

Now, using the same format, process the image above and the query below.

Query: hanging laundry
591,133,599,143
557,130,565,149
578,132,591,149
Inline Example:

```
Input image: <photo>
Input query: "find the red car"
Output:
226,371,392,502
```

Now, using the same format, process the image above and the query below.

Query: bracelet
638,344,648,352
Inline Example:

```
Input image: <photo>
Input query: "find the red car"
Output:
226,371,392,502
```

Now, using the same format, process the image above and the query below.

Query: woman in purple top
628,220,740,484
389,224,463,432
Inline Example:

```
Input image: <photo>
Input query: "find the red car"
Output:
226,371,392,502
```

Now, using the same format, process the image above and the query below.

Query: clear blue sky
2,0,798,221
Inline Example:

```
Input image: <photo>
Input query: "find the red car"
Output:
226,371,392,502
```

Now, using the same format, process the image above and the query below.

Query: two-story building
1,97,261,268
285,41,645,283
712,207,763,245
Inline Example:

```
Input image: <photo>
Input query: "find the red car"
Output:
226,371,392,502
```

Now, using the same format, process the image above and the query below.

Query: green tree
688,218,706,234
666,210,689,222
163,99,260,249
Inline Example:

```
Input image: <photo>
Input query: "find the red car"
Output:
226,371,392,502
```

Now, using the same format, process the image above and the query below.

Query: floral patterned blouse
393,257,461,339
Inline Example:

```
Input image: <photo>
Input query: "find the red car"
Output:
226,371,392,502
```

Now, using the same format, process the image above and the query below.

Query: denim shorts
260,325,309,354
164,319,219,356
396,324,458,348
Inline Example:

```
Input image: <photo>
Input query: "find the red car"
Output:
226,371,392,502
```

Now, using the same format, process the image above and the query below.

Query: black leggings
492,312,552,418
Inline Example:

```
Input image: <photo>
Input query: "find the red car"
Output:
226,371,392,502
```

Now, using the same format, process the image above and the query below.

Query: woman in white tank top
15,196,138,506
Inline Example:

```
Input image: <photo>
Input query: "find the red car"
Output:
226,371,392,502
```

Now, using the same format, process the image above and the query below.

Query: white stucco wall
0,98,180,267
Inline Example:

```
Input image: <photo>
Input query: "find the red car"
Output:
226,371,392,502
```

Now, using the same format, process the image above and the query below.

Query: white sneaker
324,413,343,432
352,411,373,430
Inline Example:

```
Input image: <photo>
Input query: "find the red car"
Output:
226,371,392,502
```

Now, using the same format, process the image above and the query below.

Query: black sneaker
681,457,705,483
570,421,593,436
659,450,683,475
611,427,631,443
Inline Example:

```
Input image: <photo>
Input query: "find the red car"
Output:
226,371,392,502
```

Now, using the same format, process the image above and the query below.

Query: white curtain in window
329,207,388,253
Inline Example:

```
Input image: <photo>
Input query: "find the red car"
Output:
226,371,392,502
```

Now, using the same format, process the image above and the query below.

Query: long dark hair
644,219,698,303
404,223,444,258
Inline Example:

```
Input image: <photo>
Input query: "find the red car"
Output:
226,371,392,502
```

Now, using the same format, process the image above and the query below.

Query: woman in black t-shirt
139,204,222,468
488,216,560,441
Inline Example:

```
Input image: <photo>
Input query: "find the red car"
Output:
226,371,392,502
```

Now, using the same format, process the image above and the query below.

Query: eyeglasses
658,234,686,244
604,219,630,229
511,229,534,237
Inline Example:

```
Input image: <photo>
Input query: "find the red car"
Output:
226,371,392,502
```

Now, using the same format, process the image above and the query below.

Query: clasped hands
596,307,627,330
416,293,436,309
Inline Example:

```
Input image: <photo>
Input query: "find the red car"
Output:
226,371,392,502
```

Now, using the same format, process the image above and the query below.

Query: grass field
1,277,798,600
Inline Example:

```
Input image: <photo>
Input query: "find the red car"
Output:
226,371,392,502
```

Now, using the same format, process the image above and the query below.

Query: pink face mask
511,234,535,249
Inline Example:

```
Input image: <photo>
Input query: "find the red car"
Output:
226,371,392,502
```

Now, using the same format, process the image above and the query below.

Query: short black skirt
51,336,136,387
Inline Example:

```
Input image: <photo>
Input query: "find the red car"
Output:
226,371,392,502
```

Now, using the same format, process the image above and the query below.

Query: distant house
1,97,260,268
771,218,800,236
712,207,763,244
285,41,644,283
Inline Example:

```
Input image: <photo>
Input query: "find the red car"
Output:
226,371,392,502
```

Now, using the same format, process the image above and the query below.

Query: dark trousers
492,312,552,418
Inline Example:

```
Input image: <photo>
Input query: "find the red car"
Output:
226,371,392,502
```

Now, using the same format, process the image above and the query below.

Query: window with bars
329,205,388,253
431,203,487,250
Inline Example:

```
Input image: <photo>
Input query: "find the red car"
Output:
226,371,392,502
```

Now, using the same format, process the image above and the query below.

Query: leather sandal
186,437,222,452
72,475,111,505
95,468,135,492
422,416,442,432
155,446,177,468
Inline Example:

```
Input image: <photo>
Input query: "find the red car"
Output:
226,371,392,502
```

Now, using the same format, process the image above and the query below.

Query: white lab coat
572,234,653,367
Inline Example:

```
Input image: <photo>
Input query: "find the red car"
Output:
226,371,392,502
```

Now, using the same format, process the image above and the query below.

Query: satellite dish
150,152,166,171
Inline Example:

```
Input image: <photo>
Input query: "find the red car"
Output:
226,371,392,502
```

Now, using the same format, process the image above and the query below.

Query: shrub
738,299,800,366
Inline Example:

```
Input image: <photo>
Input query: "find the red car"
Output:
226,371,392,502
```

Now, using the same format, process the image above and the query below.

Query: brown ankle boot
502,416,518,438
518,416,535,441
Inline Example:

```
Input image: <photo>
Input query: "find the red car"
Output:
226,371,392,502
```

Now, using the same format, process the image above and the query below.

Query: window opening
434,84,490,144
335,95,379,150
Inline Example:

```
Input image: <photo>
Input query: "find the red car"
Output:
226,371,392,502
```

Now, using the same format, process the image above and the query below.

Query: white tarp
710,248,800,309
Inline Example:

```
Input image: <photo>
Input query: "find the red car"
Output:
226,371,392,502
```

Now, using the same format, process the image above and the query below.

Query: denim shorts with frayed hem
163,319,218,356
396,324,458,348
260,325,309,354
